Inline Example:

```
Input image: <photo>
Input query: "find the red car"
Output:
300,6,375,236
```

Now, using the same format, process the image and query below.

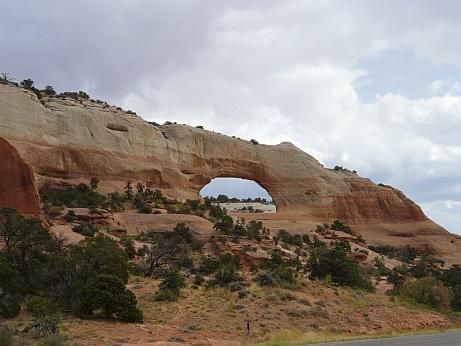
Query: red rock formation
0,137,41,215
0,84,440,226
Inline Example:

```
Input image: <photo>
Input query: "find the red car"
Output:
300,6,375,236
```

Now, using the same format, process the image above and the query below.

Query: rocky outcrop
0,136,41,215
0,84,436,227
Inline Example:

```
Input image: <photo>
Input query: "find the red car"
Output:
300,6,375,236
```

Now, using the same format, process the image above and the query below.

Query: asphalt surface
311,331,461,346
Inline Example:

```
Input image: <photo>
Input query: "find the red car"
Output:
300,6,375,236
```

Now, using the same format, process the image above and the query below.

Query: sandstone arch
0,137,41,215
0,84,436,225
2,84,459,263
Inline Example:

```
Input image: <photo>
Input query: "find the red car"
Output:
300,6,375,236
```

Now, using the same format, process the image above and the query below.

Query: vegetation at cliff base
0,208,143,338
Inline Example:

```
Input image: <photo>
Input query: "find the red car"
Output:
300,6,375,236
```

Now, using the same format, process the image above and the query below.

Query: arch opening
199,177,276,214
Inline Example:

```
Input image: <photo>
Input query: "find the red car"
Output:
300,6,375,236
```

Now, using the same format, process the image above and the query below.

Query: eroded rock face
0,136,41,215
0,84,433,226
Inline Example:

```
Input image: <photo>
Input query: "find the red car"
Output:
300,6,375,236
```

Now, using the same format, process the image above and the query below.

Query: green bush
72,223,98,237
0,255,21,294
26,296,58,318
64,210,77,222
255,271,274,286
159,270,186,294
271,265,300,289
214,253,240,286
137,204,152,214
155,289,180,302
330,220,356,235
199,256,219,274
40,183,106,209
0,208,54,293
307,241,372,290
155,270,186,302
193,275,205,286
1,209,139,325
81,274,143,323
451,284,461,311
173,223,193,243
120,236,136,259
0,329,12,346
441,264,461,288
400,277,451,310
0,295,20,318
70,235,129,283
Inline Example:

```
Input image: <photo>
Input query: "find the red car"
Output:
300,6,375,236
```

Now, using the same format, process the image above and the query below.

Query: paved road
311,331,461,346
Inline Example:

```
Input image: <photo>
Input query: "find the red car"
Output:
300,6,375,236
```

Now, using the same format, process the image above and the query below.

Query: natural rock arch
0,84,430,225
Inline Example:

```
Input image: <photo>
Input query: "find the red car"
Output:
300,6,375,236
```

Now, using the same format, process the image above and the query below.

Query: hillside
1,81,461,345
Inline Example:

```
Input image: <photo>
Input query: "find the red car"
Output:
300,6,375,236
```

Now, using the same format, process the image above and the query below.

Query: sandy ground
55,278,454,345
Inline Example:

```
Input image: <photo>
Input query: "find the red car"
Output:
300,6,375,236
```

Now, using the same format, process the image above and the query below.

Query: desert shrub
194,275,205,286
72,223,98,237
207,204,227,220
330,220,356,235
69,235,129,283
81,274,143,322
120,236,136,259
137,204,152,214
40,182,106,209
0,208,54,293
369,244,398,258
213,253,241,286
44,205,63,220
410,255,444,278
307,241,372,290
173,223,193,243
373,256,391,277
43,86,56,96
124,181,134,200
0,255,21,294
78,91,89,99
0,294,20,318
190,239,205,252
271,265,300,289
1,209,138,325
64,210,77,222
400,245,418,263
107,192,125,212
0,328,12,346
441,264,461,288
256,271,274,286
154,289,179,302
198,256,219,275
451,285,461,311
20,78,35,90
26,296,58,318
138,233,185,276
214,215,234,233
400,277,451,310
302,234,311,244
276,229,302,246
155,270,186,302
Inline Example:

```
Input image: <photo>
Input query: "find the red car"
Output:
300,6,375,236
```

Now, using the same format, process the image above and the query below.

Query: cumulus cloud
2,0,461,233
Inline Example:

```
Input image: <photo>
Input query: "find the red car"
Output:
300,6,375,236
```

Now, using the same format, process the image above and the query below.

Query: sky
1,0,460,233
